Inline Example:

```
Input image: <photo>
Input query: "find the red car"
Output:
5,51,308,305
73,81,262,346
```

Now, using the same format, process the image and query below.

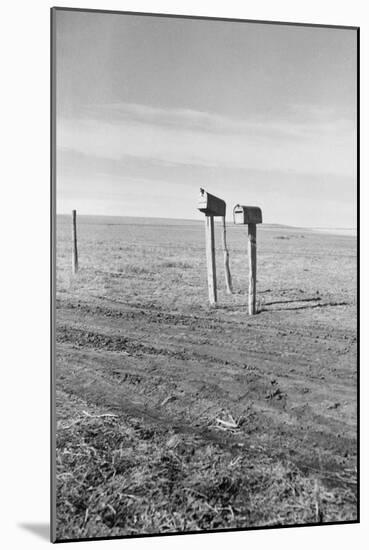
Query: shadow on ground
270,301,349,311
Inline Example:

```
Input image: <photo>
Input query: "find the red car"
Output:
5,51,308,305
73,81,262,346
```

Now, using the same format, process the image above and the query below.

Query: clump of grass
116,264,152,275
158,260,193,269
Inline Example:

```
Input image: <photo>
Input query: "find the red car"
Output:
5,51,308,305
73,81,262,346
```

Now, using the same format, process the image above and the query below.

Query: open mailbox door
233,205,262,225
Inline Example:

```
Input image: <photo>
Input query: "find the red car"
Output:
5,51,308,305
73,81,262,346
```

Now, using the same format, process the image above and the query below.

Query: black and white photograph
51,7,358,543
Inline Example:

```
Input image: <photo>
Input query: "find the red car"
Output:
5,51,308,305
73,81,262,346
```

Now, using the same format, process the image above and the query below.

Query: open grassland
55,215,357,540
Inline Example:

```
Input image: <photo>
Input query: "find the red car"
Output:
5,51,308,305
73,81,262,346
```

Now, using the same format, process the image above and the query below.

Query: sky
55,9,357,228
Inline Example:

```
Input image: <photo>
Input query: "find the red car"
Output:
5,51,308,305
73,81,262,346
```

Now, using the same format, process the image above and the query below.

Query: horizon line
55,212,356,231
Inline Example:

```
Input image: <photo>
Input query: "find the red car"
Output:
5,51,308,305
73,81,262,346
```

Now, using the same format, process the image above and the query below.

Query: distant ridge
55,213,355,236
56,213,295,229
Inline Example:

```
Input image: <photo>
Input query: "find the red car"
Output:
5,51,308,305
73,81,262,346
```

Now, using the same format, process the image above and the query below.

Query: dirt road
55,216,357,538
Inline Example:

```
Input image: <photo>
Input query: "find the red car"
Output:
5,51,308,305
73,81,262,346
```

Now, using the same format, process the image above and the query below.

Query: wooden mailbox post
233,205,263,315
198,188,231,306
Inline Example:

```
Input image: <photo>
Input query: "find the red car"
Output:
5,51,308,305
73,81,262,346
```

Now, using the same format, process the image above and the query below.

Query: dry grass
56,392,356,540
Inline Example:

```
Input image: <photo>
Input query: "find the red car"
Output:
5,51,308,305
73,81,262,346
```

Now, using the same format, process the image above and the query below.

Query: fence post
72,209,78,274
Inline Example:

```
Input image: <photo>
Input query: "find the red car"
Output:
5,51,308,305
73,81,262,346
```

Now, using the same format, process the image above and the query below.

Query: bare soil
54,215,357,540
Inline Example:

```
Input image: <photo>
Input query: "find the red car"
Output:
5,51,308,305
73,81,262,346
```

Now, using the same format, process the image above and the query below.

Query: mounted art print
51,7,359,543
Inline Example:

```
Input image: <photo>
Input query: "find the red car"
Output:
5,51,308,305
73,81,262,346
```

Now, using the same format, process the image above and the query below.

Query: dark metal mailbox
233,205,262,225
198,188,226,217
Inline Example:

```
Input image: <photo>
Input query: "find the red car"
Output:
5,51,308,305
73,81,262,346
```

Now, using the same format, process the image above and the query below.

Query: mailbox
233,205,262,225
198,188,226,217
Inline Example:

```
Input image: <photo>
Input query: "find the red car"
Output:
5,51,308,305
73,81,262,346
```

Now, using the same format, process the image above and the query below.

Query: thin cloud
57,102,355,177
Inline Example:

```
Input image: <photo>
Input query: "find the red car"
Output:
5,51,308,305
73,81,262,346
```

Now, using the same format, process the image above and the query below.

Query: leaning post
72,209,78,274
221,215,233,294
233,205,262,315
198,188,226,307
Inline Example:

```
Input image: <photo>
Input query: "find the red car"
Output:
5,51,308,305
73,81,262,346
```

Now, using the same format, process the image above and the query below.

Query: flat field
55,215,357,540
